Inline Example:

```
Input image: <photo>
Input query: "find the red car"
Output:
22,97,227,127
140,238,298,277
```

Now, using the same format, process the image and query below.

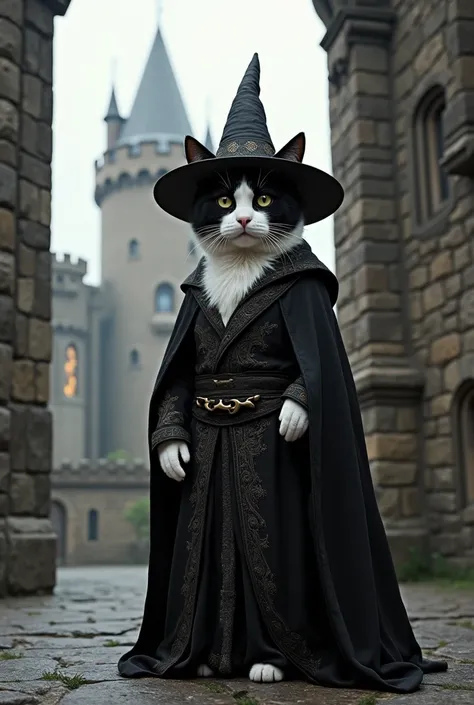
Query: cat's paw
197,664,214,677
249,663,284,683
279,399,308,442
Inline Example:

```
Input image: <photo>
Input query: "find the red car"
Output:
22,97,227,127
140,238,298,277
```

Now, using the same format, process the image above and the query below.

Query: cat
189,167,304,325
159,137,309,683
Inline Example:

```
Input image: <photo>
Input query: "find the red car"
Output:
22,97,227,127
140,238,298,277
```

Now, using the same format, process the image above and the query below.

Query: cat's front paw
249,663,284,683
278,399,308,442
197,664,214,677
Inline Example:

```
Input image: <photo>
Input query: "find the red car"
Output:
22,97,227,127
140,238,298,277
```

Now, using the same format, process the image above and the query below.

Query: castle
49,24,213,564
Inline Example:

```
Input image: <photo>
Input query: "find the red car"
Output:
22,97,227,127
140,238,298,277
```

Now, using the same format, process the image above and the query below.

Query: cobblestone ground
0,567,473,705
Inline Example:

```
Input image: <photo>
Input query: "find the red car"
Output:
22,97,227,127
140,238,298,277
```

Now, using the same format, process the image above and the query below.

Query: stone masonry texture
0,0,72,597
312,0,474,566
0,566,473,704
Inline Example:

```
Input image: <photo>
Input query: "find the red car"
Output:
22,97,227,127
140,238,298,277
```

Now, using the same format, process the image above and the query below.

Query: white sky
51,0,334,286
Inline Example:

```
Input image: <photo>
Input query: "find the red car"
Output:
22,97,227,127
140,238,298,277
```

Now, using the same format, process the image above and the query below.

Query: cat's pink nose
238,217,252,229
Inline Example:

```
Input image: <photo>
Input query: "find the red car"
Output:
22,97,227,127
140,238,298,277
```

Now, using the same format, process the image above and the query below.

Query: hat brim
153,156,344,226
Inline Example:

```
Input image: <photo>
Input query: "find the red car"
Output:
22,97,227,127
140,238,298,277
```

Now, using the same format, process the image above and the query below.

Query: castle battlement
52,252,88,279
52,459,150,487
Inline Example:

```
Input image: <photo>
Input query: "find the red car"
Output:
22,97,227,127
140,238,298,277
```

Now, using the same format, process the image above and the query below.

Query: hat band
216,139,275,158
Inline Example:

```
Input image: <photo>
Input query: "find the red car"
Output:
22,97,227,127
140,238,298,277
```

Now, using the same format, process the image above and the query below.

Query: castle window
413,87,450,224
128,238,140,259
457,384,474,507
130,348,140,368
154,282,174,313
87,509,99,541
63,343,78,398
129,143,141,157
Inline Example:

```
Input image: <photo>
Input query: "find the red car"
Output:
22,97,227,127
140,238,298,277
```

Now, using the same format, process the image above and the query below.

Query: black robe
118,241,446,693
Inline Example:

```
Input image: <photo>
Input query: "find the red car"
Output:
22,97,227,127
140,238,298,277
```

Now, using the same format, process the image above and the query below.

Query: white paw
278,399,308,442
249,663,284,683
197,663,214,677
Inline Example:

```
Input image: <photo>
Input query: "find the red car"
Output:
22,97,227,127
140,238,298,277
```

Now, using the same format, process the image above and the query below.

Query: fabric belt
192,372,290,427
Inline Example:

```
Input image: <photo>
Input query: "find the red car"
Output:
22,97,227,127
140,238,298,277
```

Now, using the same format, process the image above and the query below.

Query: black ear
274,132,306,163
184,136,215,164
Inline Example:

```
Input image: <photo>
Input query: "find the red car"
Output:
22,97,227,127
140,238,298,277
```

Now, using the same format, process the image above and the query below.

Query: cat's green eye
217,196,233,209
257,194,272,207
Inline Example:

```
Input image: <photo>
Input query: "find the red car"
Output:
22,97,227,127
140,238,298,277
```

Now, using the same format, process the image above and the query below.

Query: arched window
128,238,139,259
413,87,450,224
63,343,78,398
154,282,174,313
130,348,140,368
88,509,99,541
456,384,474,507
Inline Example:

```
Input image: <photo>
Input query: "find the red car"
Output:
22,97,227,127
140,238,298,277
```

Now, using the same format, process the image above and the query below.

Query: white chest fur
202,254,276,326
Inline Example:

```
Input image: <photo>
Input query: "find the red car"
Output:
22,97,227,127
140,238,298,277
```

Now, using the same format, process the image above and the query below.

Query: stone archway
51,501,68,565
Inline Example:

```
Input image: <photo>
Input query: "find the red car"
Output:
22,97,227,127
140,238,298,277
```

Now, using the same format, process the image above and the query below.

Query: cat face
190,168,304,257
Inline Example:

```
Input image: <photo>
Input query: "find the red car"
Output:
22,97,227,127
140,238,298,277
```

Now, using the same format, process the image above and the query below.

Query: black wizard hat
153,54,344,225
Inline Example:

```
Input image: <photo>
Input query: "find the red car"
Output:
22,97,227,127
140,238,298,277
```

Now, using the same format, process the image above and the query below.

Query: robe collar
181,239,338,306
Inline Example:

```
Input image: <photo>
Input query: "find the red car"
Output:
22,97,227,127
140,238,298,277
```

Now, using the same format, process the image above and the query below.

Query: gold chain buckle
195,395,260,415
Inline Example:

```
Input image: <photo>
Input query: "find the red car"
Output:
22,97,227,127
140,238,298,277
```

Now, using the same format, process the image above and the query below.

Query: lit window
128,238,139,259
413,87,450,224
130,349,140,367
88,509,99,541
154,283,174,313
64,343,78,398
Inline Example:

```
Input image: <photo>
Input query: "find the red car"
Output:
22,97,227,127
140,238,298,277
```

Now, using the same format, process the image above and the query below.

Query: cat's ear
184,136,215,164
275,132,306,163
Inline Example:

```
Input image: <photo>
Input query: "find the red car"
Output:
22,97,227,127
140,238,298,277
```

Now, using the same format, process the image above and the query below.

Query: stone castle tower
51,23,210,464
312,0,474,564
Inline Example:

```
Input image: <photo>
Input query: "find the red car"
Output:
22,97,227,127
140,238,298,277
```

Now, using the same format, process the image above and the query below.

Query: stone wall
311,0,474,565
51,460,150,566
0,0,71,596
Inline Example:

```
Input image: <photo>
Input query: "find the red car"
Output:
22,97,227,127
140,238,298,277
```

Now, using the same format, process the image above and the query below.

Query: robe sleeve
281,375,308,410
150,324,195,451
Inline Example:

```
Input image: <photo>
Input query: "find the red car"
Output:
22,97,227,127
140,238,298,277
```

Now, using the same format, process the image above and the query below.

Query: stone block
0,342,12,402
425,437,453,466
37,122,52,160
36,250,50,280
20,112,37,155
401,487,421,517
28,317,51,361
0,97,18,142
445,273,461,298
454,242,471,270
444,358,460,391
10,472,36,514
6,516,56,595
20,152,51,189
409,266,428,289
414,33,445,77
0,250,14,295
19,179,40,221
0,15,22,63
39,187,50,226
354,264,389,295
376,487,400,518
26,406,52,471
0,57,19,103
35,361,49,403
361,406,397,434
0,405,9,451
422,282,444,312
430,393,453,417
447,19,474,57
0,207,14,251
24,28,39,72
18,243,35,276
0,163,16,208
38,35,53,84
0,450,9,490
11,359,35,402
430,333,461,364
34,473,50,516
41,81,52,123
10,403,27,471
430,251,453,280
366,433,418,462
396,408,418,432
449,0,474,20
18,218,49,249
432,467,455,490
427,491,457,513
372,461,417,487
25,0,54,37
17,277,34,313
351,45,388,73
0,293,13,343
14,311,28,356
0,0,23,25
22,73,42,119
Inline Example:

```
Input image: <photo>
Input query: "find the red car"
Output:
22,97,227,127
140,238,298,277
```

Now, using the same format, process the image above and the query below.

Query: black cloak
118,241,446,693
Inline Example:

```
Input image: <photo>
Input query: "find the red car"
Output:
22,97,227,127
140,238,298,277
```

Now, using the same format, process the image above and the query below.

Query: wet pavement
0,567,473,704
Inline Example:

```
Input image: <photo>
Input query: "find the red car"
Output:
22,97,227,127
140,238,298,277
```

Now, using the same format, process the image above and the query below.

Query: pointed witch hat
153,54,344,225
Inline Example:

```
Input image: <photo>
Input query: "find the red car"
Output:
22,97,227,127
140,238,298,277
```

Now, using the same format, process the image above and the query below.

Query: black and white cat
158,137,310,684
190,167,304,326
